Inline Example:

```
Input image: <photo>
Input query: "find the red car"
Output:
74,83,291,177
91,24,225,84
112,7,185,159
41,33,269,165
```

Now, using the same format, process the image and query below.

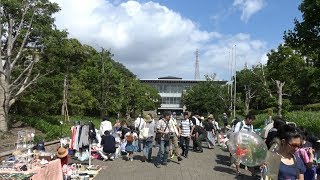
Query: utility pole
194,49,200,80
233,45,237,118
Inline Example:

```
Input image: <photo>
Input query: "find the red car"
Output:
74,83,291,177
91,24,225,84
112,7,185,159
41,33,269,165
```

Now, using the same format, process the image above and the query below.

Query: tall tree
284,0,320,67
0,0,60,131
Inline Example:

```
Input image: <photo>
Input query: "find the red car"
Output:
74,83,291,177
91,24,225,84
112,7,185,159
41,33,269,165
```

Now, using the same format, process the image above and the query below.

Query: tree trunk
0,76,10,132
276,80,285,117
245,94,250,115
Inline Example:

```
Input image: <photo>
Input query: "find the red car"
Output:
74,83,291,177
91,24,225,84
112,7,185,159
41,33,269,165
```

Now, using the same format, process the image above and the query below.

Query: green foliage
284,0,320,67
182,80,228,115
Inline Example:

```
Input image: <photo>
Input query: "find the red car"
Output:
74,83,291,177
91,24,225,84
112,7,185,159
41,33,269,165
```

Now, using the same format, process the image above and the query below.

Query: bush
12,115,102,141
250,111,320,137
291,103,320,111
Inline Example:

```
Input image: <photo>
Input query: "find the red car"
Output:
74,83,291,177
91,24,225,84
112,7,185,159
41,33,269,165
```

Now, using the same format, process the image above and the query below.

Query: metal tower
194,49,200,80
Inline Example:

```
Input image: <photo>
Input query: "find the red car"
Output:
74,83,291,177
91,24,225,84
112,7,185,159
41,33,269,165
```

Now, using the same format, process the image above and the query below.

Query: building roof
158,76,182,80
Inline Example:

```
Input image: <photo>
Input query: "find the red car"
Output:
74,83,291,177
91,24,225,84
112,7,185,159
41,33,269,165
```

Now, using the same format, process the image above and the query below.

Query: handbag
139,125,149,139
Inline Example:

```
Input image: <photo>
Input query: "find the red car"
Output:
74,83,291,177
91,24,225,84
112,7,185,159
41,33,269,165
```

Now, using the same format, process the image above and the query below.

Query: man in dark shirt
191,125,207,153
100,130,116,160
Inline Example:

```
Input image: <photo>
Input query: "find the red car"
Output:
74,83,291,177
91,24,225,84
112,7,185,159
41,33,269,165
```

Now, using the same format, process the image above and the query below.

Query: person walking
233,114,256,176
134,115,146,152
155,111,175,168
191,124,207,153
179,112,193,158
168,115,183,162
202,115,215,149
142,115,156,162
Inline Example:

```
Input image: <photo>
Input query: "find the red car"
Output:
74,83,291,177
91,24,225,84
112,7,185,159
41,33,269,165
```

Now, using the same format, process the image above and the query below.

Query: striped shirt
179,119,193,137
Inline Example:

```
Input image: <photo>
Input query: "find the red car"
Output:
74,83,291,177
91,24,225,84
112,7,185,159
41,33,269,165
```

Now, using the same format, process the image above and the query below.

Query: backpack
126,133,134,143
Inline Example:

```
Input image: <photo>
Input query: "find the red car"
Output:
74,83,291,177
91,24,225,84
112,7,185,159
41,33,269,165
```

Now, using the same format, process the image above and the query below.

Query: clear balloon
228,130,268,167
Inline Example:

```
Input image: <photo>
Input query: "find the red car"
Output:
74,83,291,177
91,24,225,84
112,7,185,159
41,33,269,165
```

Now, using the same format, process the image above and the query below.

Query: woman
142,114,156,162
276,124,306,180
56,146,69,167
124,126,138,161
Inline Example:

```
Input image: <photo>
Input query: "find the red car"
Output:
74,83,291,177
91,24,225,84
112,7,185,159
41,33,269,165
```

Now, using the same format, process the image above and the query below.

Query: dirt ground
0,121,43,152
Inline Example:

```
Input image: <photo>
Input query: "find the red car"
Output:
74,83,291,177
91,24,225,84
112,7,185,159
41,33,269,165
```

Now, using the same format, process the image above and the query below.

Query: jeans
156,140,170,164
180,136,190,156
137,139,142,152
143,139,153,160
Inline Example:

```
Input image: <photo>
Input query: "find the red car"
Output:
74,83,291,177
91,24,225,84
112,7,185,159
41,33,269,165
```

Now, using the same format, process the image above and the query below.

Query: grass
251,111,320,136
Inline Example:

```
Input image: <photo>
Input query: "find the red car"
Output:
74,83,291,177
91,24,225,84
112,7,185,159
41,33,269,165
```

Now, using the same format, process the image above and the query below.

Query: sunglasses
287,142,301,148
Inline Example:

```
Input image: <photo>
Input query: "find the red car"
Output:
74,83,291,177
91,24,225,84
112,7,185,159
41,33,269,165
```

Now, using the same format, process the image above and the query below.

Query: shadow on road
215,154,230,166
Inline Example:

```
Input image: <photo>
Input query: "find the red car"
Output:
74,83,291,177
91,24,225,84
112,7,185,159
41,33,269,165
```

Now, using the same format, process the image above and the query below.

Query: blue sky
51,0,302,80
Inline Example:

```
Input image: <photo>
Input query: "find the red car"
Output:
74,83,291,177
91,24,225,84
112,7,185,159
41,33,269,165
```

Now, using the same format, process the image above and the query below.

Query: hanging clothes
69,126,77,150
79,125,89,148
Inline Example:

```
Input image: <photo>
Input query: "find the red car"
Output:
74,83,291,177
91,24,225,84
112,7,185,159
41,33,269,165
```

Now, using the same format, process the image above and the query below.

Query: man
222,113,228,128
233,114,256,176
124,113,134,127
202,115,215,149
168,115,183,162
134,115,146,152
179,112,193,158
155,111,175,168
191,124,207,153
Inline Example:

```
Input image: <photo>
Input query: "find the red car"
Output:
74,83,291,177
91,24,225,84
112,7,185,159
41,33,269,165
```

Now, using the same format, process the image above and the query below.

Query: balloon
228,130,268,167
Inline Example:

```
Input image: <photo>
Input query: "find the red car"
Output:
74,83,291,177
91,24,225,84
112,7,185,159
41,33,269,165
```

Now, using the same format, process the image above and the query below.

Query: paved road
92,144,259,180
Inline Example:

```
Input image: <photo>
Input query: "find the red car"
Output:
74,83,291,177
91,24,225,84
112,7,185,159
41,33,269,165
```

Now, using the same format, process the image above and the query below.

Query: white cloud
51,0,268,80
233,0,265,22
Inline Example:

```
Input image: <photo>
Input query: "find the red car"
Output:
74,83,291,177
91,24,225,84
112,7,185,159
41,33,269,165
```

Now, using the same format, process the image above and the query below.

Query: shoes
130,158,133,161
177,156,183,161
161,162,168,166
141,157,146,162
170,153,175,159
184,154,188,158
196,150,203,153
154,163,160,168
236,171,242,176
147,159,152,163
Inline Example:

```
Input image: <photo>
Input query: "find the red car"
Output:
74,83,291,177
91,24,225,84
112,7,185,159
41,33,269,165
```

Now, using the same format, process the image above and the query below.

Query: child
124,127,138,161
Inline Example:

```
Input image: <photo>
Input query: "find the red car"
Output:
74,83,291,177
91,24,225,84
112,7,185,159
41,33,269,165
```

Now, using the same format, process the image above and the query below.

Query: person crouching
99,130,116,161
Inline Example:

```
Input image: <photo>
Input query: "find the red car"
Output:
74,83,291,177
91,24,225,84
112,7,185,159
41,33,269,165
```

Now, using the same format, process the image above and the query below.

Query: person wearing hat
56,146,69,167
141,114,156,162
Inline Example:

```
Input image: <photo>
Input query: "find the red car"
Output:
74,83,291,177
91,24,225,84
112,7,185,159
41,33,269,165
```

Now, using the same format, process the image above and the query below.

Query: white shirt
193,116,200,126
234,120,253,133
134,117,146,130
100,120,113,135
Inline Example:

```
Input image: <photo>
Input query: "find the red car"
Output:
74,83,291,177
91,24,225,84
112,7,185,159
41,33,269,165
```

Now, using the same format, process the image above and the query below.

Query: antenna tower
194,49,200,80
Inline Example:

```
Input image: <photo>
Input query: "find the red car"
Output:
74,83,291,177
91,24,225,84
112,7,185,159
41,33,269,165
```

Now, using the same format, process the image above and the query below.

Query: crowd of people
96,111,223,167
94,111,320,180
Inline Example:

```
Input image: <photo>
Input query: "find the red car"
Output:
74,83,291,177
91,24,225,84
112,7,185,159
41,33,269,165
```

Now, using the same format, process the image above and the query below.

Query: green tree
284,0,320,67
0,0,60,131
182,80,228,115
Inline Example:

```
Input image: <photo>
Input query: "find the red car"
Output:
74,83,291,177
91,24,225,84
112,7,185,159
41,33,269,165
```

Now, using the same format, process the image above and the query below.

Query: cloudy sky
50,0,301,81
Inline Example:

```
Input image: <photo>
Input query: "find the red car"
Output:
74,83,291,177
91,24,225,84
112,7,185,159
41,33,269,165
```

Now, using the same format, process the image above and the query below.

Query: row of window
152,84,192,93
161,97,181,105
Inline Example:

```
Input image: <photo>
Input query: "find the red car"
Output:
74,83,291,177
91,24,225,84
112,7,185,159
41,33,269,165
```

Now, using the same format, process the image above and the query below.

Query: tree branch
11,10,35,69
12,2,30,47
9,59,34,88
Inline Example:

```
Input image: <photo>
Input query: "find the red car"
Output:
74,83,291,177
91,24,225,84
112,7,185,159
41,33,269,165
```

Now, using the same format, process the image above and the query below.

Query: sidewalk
93,145,259,180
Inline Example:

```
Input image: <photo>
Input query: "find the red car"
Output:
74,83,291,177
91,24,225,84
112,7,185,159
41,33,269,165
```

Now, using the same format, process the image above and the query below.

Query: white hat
317,140,320,143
